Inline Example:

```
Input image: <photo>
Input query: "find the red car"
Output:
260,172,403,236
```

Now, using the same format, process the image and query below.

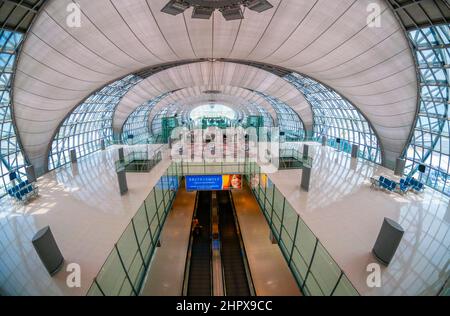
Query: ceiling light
246,0,273,12
161,0,273,20
221,6,244,21
161,0,189,15
203,90,222,95
192,6,214,19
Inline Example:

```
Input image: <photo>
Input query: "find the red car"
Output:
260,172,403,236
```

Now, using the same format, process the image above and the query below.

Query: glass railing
168,161,248,176
279,148,313,168
88,159,359,296
87,171,180,296
244,162,360,296
115,149,163,173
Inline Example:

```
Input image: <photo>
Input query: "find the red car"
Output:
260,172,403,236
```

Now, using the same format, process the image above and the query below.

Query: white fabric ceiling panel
13,0,417,172
114,62,312,132
146,86,278,125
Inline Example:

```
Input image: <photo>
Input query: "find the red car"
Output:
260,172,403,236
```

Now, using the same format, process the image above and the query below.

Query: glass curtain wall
256,92,305,141
122,93,169,145
0,30,26,198
403,24,449,195
48,75,141,170
285,73,382,163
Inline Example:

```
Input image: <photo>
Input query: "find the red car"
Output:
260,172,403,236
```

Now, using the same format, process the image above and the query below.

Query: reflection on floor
1,141,448,296
233,185,301,296
141,184,196,296
0,145,170,296
268,142,450,296
141,184,300,296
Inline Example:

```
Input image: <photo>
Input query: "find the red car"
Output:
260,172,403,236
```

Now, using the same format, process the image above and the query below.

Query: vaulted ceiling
12,0,418,171
141,85,279,127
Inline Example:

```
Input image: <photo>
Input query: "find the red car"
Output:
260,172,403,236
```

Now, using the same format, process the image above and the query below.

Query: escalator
217,191,253,296
186,191,212,296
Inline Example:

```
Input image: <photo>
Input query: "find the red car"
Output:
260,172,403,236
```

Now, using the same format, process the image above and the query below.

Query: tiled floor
232,185,301,296
268,142,450,296
0,145,170,296
1,142,448,296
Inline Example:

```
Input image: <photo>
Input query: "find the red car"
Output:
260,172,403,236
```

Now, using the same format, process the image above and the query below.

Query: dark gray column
32,226,64,276
322,135,327,146
301,166,312,192
100,139,106,150
117,169,128,195
26,165,36,183
118,147,125,161
70,149,77,164
351,144,359,158
372,218,404,266
394,158,406,176
303,144,309,160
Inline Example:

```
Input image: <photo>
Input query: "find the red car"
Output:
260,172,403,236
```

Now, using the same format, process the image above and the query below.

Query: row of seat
371,176,425,195
7,180,39,203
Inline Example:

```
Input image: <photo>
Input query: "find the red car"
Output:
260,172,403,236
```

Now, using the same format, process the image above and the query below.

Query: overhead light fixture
161,0,189,15
220,6,244,21
161,0,273,20
192,6,214,19
245,0,273,13
203,90,222,95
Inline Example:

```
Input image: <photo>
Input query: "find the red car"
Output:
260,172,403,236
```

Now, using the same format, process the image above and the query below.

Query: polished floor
0,142,448,296
268,142,450,296
0,145,170,296
141,185,196,296
142,183,300,296
232,184,301,296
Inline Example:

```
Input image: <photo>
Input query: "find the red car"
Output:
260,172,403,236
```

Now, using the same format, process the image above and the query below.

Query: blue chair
15,192,23,201
390,182,396,191
381,178,391,190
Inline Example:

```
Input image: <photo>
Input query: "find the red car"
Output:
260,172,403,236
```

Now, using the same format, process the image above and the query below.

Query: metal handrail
228,190,257,296
181,189,199,296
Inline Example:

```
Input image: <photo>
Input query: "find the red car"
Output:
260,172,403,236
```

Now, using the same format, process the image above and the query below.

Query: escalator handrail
228,191,257,296
181,190,199,296
208,193,214,296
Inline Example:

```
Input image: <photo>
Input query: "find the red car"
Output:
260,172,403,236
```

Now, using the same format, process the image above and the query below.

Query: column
351,144,359,159
394,158,406,176
301,166,312,192
117,169,128,195
70,149,77,164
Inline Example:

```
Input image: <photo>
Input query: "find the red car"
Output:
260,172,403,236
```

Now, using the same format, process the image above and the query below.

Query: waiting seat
7,180,38,204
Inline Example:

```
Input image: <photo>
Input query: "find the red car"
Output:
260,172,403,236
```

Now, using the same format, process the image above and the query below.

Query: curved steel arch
388,0,450,195
46,59,388,171
0,0,46,198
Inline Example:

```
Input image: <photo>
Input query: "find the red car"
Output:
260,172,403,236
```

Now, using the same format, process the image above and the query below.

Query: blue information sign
186,175,223,191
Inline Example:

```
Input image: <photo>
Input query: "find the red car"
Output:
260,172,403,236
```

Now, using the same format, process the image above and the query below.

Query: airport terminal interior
0,0,449,297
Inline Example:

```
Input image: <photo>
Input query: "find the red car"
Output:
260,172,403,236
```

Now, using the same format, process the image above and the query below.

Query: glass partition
246,168,360,296
87,170,180,296
88,159,358,296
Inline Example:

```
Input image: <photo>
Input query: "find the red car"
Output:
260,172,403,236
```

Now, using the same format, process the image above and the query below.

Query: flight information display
186,175,242,191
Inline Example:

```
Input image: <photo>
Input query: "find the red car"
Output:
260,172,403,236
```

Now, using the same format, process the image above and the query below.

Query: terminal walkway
141,177,300,296
141,184,196,296
232,184,302,296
